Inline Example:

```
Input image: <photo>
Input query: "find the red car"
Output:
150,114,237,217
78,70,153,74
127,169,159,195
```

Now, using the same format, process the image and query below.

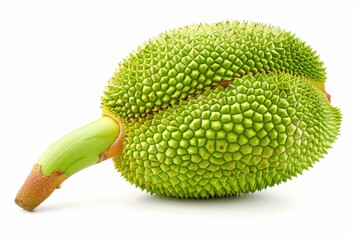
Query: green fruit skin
103,21,341,198
103,21,326,120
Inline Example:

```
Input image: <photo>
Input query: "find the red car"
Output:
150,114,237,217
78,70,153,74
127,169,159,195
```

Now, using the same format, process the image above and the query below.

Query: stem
15,116,121,211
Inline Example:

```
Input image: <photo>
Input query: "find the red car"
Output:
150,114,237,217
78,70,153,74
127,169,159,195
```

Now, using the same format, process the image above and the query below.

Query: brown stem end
15,164,67,211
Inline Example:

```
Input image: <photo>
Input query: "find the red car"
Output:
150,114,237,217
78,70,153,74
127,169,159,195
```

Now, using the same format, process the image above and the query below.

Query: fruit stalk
15,116,122,211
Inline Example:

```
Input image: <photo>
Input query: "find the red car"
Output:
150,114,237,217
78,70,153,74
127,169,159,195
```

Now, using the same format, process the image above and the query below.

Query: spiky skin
102,21,341,198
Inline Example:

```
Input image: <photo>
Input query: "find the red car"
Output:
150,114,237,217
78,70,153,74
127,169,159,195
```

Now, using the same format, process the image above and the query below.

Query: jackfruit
15,21,341,211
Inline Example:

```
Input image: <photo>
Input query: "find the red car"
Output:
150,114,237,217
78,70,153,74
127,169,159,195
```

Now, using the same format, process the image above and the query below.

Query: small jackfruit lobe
102,21,327,121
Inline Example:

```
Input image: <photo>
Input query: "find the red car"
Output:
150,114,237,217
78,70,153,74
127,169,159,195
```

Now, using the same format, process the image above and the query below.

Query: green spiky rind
114,73,341,198
102,21,326,120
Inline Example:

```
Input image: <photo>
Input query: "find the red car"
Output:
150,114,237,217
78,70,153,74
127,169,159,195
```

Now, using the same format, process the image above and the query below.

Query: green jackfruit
103,21,341,197
15,21,341,210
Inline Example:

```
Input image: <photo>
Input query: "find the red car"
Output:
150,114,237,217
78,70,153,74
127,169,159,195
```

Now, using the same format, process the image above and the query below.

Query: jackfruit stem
15,116,121,211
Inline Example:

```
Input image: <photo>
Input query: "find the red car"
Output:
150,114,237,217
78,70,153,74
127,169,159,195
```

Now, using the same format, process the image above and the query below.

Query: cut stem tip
15,164,67,211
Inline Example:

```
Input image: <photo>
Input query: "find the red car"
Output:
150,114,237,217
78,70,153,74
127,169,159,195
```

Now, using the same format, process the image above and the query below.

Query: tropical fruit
15,21,342,211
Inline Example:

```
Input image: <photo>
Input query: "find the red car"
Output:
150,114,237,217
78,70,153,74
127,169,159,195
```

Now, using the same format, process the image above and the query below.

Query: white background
0,0,359,239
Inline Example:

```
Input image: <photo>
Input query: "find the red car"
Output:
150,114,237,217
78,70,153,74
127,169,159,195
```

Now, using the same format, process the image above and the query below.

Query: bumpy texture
102,21,341,198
